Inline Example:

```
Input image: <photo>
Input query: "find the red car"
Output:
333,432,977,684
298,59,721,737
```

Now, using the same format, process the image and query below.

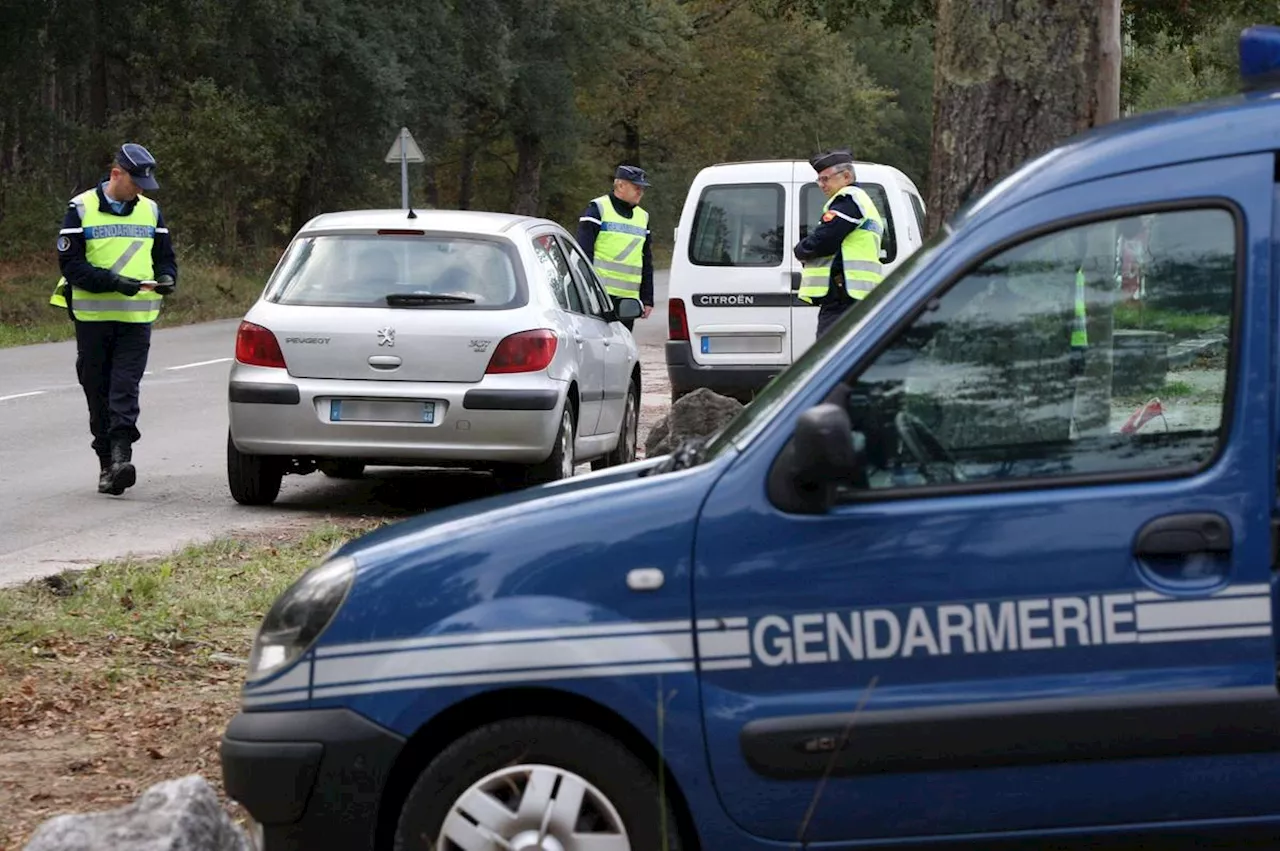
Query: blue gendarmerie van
222,26,1280,851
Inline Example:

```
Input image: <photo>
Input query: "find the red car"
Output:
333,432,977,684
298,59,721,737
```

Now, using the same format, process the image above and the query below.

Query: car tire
392,716,685,851
593,379,639,470
318,460,365,479
226,431,284,506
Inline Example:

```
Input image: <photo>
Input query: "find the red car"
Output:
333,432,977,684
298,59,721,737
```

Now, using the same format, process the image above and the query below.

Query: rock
23,775,251,851
644,417,670,457
645,387,744,457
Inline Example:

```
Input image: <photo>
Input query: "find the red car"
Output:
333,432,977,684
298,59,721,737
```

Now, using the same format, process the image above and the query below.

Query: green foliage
1122,17,1251,113
0,0,925,266
0,0,1264,275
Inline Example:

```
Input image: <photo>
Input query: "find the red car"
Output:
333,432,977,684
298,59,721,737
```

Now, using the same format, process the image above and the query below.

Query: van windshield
700,231,947,460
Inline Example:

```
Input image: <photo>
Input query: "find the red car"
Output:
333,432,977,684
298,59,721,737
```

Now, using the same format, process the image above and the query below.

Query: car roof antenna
407,205,417,219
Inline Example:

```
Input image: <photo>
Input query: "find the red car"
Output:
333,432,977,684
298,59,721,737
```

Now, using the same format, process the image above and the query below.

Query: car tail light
235,321,287,369
486,329,558,374
668,297,689,341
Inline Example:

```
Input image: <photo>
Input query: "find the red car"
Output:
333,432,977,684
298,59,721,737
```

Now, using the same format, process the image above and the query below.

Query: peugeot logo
377,326,395,347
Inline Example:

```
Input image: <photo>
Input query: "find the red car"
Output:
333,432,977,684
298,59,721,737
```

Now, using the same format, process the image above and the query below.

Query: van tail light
668,297,690,341
235,321,287,369
486,329,558,374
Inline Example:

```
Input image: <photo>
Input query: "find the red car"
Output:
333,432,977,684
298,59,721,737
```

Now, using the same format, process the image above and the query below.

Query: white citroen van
665,159,925,402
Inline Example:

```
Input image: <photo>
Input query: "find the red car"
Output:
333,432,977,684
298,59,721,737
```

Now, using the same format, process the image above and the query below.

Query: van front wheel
392,717,684,851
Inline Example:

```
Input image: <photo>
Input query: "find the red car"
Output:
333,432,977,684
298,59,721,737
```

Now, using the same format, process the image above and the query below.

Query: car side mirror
767,403,866,514
614,297,644,321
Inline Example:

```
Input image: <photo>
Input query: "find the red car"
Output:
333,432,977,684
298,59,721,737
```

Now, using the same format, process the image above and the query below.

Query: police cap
115,142,160,190
810,149,854,174
614,164,651,187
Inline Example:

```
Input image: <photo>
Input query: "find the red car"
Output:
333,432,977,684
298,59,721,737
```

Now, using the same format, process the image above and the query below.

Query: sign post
384,127,425,209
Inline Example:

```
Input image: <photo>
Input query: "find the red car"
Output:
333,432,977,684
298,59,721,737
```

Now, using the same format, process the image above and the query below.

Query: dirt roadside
0,523,377,849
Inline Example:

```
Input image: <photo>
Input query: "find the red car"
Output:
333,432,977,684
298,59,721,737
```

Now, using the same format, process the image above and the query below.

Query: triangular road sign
385,127,425,164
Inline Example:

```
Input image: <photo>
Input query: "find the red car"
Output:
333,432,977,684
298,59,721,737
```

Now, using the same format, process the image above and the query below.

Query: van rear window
264,234,524,308
801,183,898,264
688,184,785,267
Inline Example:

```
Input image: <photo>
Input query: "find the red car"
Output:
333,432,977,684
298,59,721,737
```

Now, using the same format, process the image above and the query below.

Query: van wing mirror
767,403,867,514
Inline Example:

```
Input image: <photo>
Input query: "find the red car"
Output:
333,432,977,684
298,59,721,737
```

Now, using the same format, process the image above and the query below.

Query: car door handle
789,271,802,292
1133,513,1232,557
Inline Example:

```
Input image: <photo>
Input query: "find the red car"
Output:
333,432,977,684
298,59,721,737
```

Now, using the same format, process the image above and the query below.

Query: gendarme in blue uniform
54,142,178,495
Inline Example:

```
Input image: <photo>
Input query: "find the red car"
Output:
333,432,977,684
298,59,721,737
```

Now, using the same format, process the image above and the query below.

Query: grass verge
1113,303,1229,339
0,252,277,349
0,518,384,849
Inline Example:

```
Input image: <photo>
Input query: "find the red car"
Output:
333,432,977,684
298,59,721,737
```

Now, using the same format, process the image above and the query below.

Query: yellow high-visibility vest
1072,267,1088,348
798,185,885,304
50,189,163,323
591,195,649,300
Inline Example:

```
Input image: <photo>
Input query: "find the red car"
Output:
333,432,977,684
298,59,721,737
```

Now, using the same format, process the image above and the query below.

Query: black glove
154,274,175,296
114,274,142,297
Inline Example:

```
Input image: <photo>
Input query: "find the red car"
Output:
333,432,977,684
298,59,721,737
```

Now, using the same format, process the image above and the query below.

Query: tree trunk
924,0,1102,237
89,0,109,128
1096,0,1123,125
289,156,319,236
458,136,477,210
424,163,440,208
620,118,641,165
510,132,542,216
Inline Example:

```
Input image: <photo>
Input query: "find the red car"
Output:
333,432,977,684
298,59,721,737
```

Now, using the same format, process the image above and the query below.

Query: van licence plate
329,399,436,424
701,335,783,354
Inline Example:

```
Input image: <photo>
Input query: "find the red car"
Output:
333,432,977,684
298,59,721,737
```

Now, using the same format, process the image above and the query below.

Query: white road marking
166,357,232,371
0,391,46,402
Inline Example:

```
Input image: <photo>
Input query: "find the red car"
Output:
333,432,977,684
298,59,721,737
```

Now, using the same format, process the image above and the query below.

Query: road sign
385,127,424,209
385,127,425,164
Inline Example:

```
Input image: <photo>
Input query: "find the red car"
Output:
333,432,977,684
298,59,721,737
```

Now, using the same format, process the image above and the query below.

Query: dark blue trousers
815,300,851,339
74,320,151,459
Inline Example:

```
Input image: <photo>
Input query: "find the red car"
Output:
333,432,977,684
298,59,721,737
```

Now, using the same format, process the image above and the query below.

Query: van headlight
247,555,356,680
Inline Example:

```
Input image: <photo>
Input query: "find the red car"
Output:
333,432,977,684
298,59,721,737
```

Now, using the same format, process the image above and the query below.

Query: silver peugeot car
226,209,643,505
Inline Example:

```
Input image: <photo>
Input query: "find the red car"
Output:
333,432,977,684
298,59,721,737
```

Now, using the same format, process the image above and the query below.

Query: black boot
97,455,113,494
103,440,137,495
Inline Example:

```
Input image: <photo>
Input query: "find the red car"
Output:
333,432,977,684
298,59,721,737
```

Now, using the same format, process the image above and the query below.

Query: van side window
801,183,897,264
907,192,926,234
840,207,1237,493
689,184,784,267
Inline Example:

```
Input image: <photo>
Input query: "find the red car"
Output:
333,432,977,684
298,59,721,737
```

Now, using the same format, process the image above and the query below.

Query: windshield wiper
385,293,476,306
644,435,708,475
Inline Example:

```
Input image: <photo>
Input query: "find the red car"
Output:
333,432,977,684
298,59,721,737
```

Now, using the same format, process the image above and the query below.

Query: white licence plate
329,399,436,424
701,335,783,354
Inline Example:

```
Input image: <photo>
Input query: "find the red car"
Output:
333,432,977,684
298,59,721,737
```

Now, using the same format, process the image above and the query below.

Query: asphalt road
0,274,671,587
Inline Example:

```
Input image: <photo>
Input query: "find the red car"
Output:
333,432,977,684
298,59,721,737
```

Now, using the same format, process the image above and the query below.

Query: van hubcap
439,764,629,851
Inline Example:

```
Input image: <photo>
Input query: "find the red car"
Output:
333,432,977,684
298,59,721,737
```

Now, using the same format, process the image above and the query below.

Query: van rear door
790,173,901,358
681,181,794,374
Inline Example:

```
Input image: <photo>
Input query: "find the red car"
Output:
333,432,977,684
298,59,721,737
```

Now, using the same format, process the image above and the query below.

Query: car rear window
264,234,524,308
801,182,898,264
688,183,785,267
